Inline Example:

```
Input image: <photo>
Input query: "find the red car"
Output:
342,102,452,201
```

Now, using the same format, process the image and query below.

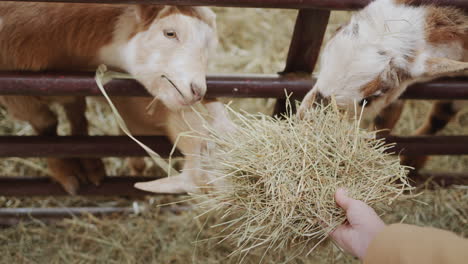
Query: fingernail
337,188,348,195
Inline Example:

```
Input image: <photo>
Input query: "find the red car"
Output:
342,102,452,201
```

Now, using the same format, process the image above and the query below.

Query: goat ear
134,175,197,194
132,5,164,25
193,7,217,29
420,57,468,78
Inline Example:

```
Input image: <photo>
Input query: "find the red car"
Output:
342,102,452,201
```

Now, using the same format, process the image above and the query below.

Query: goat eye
164,30,177,39
359,89,385,107
359,98,371,107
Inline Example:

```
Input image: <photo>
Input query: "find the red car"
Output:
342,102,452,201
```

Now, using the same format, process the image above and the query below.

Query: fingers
330,224,352,254
329,224,346,241
335,188,354,211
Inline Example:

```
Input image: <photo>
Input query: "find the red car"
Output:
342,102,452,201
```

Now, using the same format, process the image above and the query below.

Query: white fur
305,0,468,120
412,42,465,76
99,7,217,111
312,0,427,117
98,9,138,69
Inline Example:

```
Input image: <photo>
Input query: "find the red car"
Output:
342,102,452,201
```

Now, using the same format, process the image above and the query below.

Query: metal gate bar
0,205,191,226
3,0,467,10
0,177,157,196
0,135,467,158
0,136,174,158
0,73,466,100
0,173,466,197
385,136,468,156
274,9,330,114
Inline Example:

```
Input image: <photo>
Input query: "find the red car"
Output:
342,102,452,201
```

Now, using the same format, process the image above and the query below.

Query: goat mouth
161,75,187,103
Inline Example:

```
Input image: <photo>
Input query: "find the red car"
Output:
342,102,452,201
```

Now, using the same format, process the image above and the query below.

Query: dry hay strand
194,100,412,260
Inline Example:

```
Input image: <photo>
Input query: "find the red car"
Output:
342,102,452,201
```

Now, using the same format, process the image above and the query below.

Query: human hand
329,189,386,260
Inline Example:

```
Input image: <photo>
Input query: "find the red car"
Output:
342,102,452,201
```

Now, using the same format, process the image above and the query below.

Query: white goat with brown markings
298,0,467,171
0,3,229,194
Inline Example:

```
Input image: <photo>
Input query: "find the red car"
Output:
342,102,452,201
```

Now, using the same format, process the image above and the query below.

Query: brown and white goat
0,3,228,194
298,0,467,171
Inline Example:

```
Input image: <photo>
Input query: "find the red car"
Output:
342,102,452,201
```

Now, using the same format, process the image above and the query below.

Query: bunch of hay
195,101,411,259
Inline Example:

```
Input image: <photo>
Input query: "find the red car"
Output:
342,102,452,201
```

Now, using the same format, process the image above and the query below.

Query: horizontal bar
0,136,178,158
0,173,465,198
0,205,190,225
3,0,468,10
385,136,468,156
0,72,312,98
207,74,313,98
1,135,468,158
411,172,468,189
0,135,466,195
0,206,136,216
403,78,468,100
0,207,132,226
0,72,467,100
0,176,159,196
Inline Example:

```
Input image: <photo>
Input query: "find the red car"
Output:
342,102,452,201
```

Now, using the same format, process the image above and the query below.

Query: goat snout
190,82,206,102
298,91,331,119
315,92,330,106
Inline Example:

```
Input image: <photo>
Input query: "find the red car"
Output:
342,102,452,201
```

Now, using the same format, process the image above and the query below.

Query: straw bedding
0,7,467,264
0,188,466,264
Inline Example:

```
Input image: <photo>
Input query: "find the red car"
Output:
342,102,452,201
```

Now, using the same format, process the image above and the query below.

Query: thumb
335,188,353,211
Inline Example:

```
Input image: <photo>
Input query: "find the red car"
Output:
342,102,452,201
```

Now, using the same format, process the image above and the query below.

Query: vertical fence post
274,9,330,116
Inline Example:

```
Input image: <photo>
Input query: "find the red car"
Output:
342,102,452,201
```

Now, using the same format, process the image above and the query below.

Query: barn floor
0,8,467,264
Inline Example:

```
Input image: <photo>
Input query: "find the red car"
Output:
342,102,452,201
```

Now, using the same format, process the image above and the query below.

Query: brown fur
425,6,468,47
417,101,456,135
0,4,211,70
159,6,209,24
361,77,383,97
135,5,164,30
125,5,215,39
394,1,467,48
374,100,405,137
0,3,217,194
393,0,414,5
400,101,458,172
395,5,466,172
361,64,411,98
0,3,126,70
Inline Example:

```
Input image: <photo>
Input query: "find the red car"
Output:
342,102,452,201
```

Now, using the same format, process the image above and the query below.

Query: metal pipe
0,136,177,158
0,205,191,226
2,0,467,10
0,72,466,100
0,135,467,158
1,135,468,158
274,9,330,115
0,172,465,197
385,136,468,156
0,176,159,196
411,172,468,189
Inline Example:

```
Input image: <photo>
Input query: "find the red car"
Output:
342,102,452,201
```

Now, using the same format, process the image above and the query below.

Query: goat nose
190,83,205,101
315,92,330,106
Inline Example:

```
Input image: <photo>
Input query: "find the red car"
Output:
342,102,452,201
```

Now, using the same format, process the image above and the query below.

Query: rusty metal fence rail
1,0,468,222
4,0,468,9
0,73,467,100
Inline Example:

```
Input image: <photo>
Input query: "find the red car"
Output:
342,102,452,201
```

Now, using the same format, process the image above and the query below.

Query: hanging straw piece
95,65,178,176
194,98,413,260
